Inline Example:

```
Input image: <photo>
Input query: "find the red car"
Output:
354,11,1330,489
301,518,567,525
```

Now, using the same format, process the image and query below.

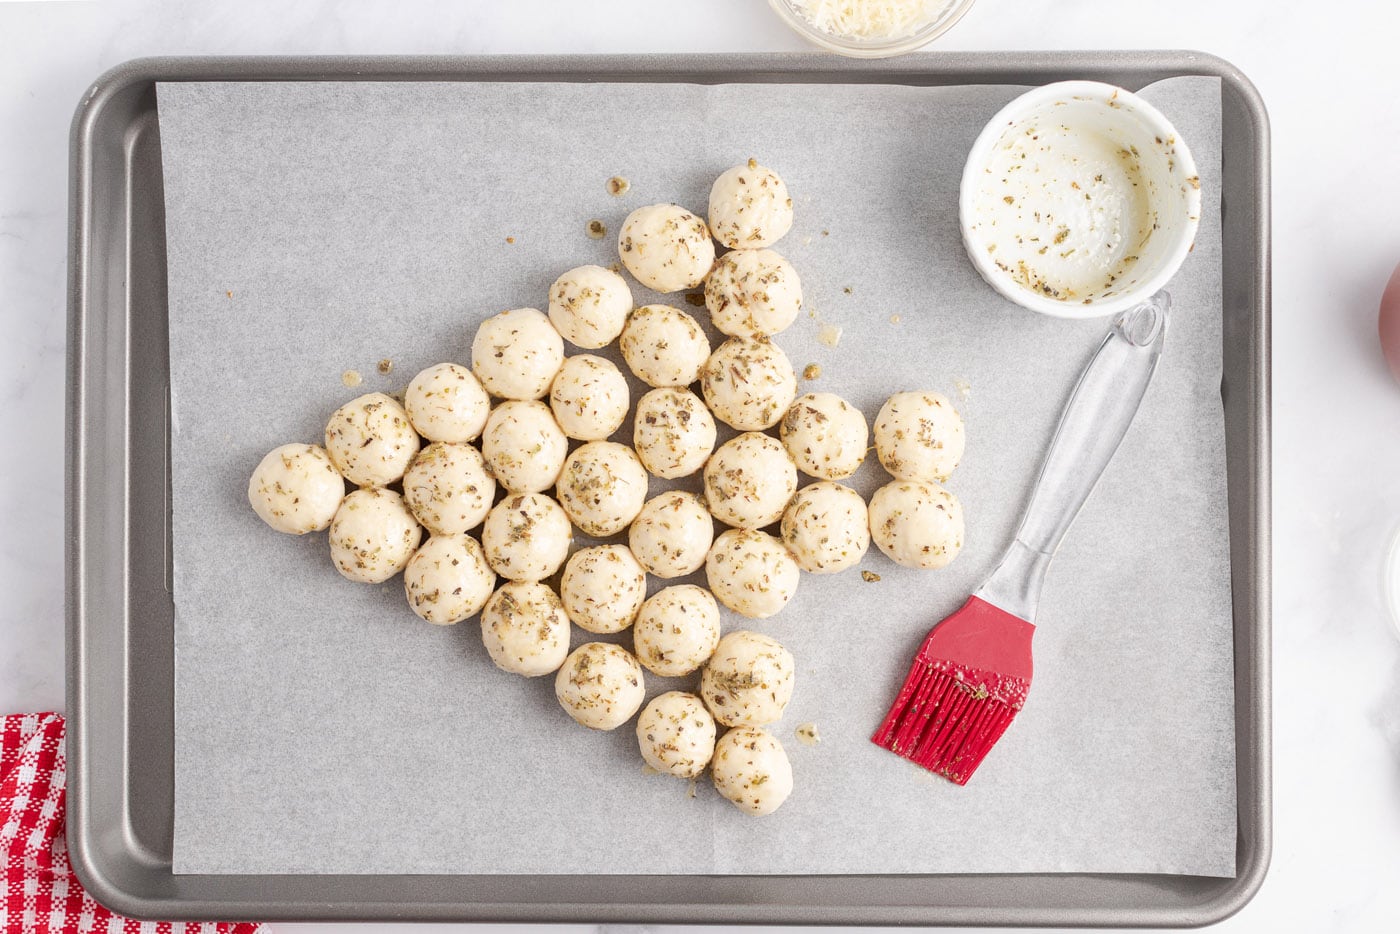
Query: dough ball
481,400,568,494
547,264,633,349
480,580,570,677
868,479,965,570
629,491,714,578
618,203,716,293
555,642,646,731
701,337,797,431
701,630,795,727
481,492,573,581
780,392,869,481
403,534,495,624
873,391,966,482
328,488,422,583
705,528,800,619
560,544,647,634
780,481,870,574
636,692,717,778
549,354,630,441
708,161,794,250
403,362,490,443
620,305,711,389
324,392,420,487
402,442,496,535
704,248,802,338
471,307,565,400
632,387,717,479
711,726,794,817
247,443,344,534
703,432,797,530
633,584,721,677
556,441,649,537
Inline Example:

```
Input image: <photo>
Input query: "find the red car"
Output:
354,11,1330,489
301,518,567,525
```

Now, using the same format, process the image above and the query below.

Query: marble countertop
3,0,1397,930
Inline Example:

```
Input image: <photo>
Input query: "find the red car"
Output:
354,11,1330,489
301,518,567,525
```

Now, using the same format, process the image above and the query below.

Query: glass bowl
768,0,978,58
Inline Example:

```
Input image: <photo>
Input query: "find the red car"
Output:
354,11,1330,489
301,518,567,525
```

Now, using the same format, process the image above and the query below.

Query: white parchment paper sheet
160,75,1235,876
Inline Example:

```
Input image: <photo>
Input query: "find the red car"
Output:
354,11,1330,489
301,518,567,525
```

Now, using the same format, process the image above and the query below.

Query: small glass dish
768,0,978,58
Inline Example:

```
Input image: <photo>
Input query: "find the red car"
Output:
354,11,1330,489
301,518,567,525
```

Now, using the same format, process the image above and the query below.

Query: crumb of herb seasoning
821,229,830,237
861,570,880,583
505,236,515,244
607,175,630,196
683,291,706,308
796,722,821,746
842,286,853,295
377,358,393,376
802,363,821,381
225,290,233,299
341,369,362,388
586,219,607,239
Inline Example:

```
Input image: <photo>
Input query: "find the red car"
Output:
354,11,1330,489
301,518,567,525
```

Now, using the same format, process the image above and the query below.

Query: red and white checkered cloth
2,713,262,934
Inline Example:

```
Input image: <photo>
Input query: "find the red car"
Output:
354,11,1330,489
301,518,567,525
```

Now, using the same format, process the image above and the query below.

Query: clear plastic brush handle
975,291,1171,623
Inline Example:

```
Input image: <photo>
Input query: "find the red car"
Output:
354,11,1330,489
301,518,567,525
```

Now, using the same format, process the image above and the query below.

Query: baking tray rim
65,50,1271,927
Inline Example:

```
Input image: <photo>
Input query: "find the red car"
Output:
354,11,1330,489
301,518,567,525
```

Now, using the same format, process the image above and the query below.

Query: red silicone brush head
872,596,1035,784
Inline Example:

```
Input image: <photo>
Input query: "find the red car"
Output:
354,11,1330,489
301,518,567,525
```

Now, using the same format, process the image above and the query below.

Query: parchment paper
160,75,1235,877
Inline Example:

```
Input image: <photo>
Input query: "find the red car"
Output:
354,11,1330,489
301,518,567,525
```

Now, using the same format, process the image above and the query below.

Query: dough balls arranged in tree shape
711,726,794,817
480,400,568,494
401,442,496,535
547,264,633,349
632,387,716,479
471,307,565,400
636,692,717,779
705,528,800,619
403,362,490,443
704,248,803,338
403,534,496,624
708,161,794,250
556,441,649,538
559,544,647,634
703,432,797,530
868,479,965,570
620,305,711,389
548,354,630,441
632,584,722,677
628,491,714,578
480,492,573,582
555,642,647,731
780,392,869,481
248,443,345,534
480,580,571,677
324,392,420,487
328,488,422,584
701,630,795,727
873,391,966,483
780,481,870,574
701,337,798,431
618,203,716,293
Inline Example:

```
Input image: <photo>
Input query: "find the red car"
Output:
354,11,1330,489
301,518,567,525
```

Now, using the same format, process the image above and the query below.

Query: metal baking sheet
66,52,1271,926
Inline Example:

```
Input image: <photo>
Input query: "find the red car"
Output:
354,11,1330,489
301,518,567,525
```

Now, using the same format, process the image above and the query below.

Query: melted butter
341,369,362,388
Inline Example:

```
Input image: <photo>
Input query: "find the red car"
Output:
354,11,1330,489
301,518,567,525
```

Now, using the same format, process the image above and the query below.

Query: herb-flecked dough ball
324,392,420,488
700,630,795,727
780,481,870,574
701,337,797,431
547,264,633,349
868,479,964,570
480,400,569,494
401,441,496,535
556,441,649,538
873,391,966,483
633,584,722,677
559,544,647,634
705,528,800,620
328,488,422,584
480,492,573,582
628,491,714,578
248,443,345,534
703,432,797,530
707,161,794,250
403,534,496,624
403,362,491,443
470,307,565,401
555,642,647,731
632,387,716,479
780,392,869,481
637,692,717,778
620,305,711,389
480,580,571,677
618,203,716,293
704,248,803,338
711,726,794,816
549,354,630,441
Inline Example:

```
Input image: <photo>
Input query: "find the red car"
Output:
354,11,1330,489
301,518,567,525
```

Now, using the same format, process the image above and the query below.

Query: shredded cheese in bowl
789,0,951,40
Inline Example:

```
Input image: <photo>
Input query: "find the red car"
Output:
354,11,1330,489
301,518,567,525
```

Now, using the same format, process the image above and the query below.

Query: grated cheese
789,0,948,40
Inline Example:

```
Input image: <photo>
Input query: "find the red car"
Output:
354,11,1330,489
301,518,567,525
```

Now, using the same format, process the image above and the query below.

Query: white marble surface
1,0,1398,930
